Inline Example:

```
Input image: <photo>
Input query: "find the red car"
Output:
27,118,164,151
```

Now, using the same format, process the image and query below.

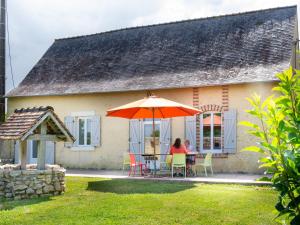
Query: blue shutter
14,141,20,163
91,116,101,147
46,141,55,164
200,114,204,152
185,116,196,151
26,141,31,163
129,119,142,162
64,116,75,147
160,119,171,162
224,109,237,153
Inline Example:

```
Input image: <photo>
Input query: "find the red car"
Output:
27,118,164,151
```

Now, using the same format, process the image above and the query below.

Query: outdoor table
141,153,169,175
186,152,199,160
135,153,200,177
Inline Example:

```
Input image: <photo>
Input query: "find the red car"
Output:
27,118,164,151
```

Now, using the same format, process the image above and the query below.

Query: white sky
5,0,300,92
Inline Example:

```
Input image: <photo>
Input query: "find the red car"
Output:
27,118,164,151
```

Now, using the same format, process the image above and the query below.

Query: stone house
5,6,299,173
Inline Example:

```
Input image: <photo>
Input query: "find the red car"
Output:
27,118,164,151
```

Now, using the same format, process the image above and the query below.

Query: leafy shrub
241,67,300,224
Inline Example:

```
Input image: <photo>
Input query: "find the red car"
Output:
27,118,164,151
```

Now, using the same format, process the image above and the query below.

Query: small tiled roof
7,6,298,97
0,106,74,141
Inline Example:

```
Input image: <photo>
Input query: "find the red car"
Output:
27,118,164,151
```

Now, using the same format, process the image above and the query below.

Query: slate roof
7,6,298,97
0,106,74,141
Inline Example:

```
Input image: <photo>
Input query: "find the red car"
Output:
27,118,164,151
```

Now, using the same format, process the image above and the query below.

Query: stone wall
0,168,65,200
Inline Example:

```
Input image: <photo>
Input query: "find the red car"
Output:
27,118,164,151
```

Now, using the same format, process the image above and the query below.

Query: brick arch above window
199,104,223,113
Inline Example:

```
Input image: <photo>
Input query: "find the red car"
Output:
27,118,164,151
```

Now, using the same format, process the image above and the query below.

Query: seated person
169,138,188,177
184,139,194,152
170,138,188,155
185,139,196,166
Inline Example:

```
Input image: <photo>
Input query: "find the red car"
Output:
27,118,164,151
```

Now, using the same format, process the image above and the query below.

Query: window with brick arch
200,112,222,153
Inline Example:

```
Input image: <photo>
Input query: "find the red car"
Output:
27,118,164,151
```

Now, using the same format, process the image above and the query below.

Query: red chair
129,153,146,176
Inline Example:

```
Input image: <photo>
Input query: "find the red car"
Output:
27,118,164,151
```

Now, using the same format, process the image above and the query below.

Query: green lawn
0,177,277,225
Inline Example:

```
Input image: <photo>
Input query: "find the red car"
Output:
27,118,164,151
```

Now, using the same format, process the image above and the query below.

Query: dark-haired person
170,138,188,155
169,138,188,176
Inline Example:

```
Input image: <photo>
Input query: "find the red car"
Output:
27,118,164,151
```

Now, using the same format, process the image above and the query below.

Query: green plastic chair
193,153,213,176
122,152,130,174
172,153,186,178
160,155,173,175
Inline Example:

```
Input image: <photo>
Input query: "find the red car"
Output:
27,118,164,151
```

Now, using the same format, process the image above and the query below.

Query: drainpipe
0,0,5,123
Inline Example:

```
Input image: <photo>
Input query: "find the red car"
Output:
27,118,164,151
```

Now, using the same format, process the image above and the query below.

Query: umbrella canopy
106,95,201,118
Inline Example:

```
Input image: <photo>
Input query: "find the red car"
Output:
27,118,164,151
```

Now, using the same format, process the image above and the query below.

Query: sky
5,0,300,92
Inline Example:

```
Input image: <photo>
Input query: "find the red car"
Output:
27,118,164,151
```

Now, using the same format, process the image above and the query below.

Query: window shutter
129,119,141,158
160,119,171,162
185,116,196,151
26,141,31,163
74,118,79,146
224,109,237,153
139,120,144,163
45,141,55,164
14,141,20,163
200,114,204,152
91,116,101,147
64,116,75,147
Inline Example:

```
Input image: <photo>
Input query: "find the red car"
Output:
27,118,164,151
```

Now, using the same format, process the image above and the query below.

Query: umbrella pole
152,108,156,176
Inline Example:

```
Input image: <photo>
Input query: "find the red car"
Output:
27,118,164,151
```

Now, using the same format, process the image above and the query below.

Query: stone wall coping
0,164,64,171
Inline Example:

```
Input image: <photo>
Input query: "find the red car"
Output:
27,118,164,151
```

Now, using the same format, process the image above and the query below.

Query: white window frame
78,117,92,147
143,119,161,126
200,112,223,153
29,140,38,164
71,111,95,117
142,119,161,153
71,111,95,151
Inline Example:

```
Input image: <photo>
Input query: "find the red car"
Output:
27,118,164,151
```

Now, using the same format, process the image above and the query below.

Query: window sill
71,146,95,151
200,149,223,154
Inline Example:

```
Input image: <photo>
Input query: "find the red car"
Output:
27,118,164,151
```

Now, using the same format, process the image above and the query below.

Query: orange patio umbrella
106,95,201,174
106,95,200,119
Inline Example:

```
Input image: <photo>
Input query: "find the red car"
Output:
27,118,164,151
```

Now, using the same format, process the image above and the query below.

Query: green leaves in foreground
241,67,300,224
241,146,264,153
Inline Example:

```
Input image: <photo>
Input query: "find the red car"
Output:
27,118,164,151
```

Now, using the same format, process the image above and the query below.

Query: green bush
241,67,300,224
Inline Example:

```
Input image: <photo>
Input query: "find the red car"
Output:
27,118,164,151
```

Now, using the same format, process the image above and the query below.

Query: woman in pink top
170,138,188,155
169,138,188,177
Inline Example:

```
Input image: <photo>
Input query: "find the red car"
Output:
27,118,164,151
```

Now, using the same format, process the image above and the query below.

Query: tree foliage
241,67,300,224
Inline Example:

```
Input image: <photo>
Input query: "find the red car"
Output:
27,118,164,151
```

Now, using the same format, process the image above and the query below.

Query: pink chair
129,153,146,176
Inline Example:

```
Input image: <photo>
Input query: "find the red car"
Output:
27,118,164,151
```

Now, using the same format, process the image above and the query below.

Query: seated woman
170,138,188,155
169,138,188,177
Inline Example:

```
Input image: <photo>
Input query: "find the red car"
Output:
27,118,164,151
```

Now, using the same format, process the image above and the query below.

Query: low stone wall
0,159,13,166
0,167,65,200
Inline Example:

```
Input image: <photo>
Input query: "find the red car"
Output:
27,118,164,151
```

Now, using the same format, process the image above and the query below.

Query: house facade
6,6,299,173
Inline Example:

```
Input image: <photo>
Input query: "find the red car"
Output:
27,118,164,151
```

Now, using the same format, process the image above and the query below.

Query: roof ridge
14,106,54,113
55,5,297,41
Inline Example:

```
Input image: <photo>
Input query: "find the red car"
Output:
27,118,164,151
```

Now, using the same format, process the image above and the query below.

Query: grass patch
0,177,277,225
